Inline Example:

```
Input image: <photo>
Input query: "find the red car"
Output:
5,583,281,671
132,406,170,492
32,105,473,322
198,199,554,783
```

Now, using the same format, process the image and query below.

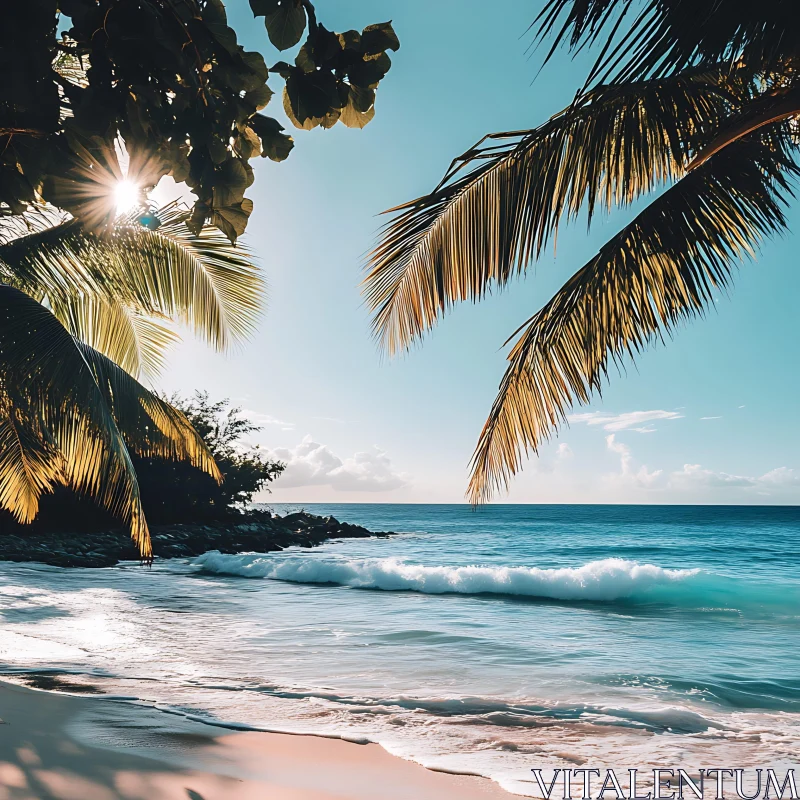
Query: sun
114,179,141,214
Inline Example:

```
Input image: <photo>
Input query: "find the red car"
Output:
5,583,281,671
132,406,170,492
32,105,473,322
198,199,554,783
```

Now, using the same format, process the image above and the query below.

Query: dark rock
0,511,393,568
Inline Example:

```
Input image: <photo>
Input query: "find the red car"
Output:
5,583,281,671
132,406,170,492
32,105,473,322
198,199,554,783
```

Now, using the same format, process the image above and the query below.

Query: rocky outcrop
0,511,392,568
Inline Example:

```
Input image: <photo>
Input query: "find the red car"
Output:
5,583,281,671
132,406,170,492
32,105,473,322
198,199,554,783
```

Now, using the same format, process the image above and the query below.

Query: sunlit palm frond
148,202,264,344
365,71,735,354
53,48,88,88
690,83,800,170
0,201,264,357
0,285,150,554
48,294,179,379
468,136,798,503
0,387,63,523
0,287,220,556
77,342,221,480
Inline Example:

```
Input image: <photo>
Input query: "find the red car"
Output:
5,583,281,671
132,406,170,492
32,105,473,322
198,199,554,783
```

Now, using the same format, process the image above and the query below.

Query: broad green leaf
212,158,253,207
265,1,306,51
361,22,400,55
211,199,254,243
283,69,341,129
340,86,376,128
243,83,274,111
347,52,392,89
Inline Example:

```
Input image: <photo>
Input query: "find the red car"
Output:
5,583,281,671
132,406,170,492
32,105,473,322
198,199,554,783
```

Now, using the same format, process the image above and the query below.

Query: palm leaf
0,387,63,523
533,0,798,85
365,71,735,354
0,201,263,368
0,285,149,554
77,341,221,479
468,136,798,503
0,286,219,556
690,83,800,170
49,294,179,379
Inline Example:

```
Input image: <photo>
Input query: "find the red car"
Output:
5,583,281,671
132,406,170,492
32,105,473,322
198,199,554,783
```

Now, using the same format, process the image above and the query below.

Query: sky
154,0,800,505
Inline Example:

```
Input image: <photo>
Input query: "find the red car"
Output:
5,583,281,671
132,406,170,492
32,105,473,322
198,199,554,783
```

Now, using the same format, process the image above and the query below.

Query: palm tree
0,202,263,559
364,0,799,503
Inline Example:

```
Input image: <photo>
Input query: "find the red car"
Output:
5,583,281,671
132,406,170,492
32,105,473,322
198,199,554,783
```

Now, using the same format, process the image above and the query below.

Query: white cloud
700,416,722,421
671,464,755,488
670,464,800,491
556,443,573,459
605,434,662,487
568,409,683,432
268,435,409,492
755,467,800,487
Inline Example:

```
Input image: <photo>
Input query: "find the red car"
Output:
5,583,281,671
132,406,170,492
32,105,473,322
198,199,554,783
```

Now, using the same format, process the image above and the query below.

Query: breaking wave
191,553,794,610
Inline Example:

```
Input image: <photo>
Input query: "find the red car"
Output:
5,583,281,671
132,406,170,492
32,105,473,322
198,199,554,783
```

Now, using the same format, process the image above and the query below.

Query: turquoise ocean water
0,504,798,795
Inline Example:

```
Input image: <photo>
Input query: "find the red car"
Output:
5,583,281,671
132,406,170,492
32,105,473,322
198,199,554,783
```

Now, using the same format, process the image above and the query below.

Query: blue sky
155,0,800,505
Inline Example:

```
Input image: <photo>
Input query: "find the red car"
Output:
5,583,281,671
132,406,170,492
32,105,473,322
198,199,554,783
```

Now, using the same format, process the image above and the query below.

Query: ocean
0,504,798,796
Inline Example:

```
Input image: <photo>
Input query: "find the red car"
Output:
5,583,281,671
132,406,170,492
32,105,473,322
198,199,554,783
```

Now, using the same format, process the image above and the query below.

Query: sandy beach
0,681,515,800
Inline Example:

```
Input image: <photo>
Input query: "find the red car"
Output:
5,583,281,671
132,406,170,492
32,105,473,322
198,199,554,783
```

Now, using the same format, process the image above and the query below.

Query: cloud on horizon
671,464,800,491
598,434,800,497
268,435,409,492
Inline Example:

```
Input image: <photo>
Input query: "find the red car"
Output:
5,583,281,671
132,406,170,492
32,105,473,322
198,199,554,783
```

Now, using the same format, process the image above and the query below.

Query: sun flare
114,179,141,215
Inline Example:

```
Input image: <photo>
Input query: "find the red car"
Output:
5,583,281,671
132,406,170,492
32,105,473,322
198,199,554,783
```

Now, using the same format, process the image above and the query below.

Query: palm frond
533,0,799,85
0,287,220,556
0,388,63,523
468,136,798,503
77,341,221,480
0,201,264,358
365,71,734,354
690,83,800,169
49,294,179,379
0,285,149,554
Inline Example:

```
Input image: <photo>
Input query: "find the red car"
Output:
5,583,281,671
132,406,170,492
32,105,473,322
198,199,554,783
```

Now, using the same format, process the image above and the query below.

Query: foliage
0,201,262,378
0,202,268,557
1,0,399,241
0,391,285,532
143,391,285,518
363,1,800,502
0,0,397,556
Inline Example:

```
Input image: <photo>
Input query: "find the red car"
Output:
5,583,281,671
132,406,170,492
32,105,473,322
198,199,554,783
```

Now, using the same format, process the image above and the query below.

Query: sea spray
192,553,800,613
193,554,697,599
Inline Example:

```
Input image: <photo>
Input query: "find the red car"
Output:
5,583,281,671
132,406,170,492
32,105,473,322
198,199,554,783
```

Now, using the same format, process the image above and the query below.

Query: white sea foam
193,554,701,602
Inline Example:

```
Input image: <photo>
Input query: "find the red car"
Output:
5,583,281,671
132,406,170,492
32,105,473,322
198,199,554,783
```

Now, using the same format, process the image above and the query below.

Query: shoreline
0,680,518,799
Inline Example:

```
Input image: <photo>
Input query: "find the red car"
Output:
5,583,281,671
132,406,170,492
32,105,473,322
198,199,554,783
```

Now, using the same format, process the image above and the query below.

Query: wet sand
0,681,515,799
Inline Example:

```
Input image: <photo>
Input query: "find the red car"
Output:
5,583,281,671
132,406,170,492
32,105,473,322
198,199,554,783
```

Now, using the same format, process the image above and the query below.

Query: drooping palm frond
0,386,63,523
108,202,264,348
365,71,737,354
534,0,799,85
0,201,263,374
77,341,221,478
0,286,219,557
48,294,179,379
0,285,148,552
467,136,798,503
